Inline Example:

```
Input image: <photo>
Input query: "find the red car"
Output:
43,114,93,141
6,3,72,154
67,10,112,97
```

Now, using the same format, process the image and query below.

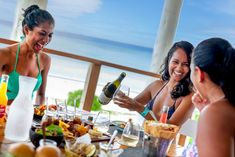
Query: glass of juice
159,105,169,123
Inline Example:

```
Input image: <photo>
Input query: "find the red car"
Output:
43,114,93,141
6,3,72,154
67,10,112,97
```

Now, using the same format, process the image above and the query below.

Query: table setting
1,95,183,157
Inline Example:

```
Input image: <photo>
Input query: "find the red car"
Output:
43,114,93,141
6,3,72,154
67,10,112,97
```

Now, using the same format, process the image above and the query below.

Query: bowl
64,144,97,157
29,126,63,148
33,104,45,121
64,146,80,157
33,114,44,121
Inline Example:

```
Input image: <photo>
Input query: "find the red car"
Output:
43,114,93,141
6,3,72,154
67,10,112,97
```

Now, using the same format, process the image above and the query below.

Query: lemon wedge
85,144,96,157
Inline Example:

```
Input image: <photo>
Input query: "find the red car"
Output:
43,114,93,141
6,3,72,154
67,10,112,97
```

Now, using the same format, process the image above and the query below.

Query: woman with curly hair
114,41,195,126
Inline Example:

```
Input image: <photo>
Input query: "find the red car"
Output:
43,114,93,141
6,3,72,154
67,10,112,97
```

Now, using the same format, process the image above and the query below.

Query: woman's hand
192,91,208,111
113,95,142,112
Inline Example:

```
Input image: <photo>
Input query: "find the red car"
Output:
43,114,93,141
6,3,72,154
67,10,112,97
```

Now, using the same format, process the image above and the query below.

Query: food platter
91,133,111,143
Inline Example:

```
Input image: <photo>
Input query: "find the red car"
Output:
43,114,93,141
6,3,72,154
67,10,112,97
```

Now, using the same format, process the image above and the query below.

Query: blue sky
0,0,235,48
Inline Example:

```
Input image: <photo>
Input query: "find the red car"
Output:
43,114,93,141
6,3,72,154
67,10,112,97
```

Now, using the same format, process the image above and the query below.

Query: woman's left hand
192,91,208,111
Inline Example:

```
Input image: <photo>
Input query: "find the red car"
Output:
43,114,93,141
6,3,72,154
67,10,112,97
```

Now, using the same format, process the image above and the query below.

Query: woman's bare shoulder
149,79,164,89
200,100,235,129
39,51,51,68
0,44,18,58
204,99,234,115
197,100,234,157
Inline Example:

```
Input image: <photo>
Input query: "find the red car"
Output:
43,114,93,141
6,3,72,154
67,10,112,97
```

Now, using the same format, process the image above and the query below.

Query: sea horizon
1,22,157,120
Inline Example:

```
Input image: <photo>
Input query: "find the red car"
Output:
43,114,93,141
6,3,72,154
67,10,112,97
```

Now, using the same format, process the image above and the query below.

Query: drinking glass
119,120,140,147
40,97,56,125
74,98,83,119
159,105,169,123
45,97,57,118
113,85,130,99
66,106,75,121
55,98,67,120
93,111,110,133
39,139,57,146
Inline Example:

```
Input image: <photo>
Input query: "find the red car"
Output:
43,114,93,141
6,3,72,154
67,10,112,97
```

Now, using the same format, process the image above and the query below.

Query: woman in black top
114,41,195,126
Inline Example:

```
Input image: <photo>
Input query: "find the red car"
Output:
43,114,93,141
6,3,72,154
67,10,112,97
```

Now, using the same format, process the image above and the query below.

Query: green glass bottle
98,72,126,105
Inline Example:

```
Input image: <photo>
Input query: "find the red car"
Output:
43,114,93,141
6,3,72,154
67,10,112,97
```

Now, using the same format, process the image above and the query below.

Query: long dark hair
160,41,194,99
193,38,235,105
22,5,55,35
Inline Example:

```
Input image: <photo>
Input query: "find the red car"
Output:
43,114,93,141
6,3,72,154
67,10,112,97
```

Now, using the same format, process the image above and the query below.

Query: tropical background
0,0,235,121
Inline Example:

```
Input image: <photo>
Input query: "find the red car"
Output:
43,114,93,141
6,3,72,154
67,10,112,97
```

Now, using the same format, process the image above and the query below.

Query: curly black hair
160,41,194,100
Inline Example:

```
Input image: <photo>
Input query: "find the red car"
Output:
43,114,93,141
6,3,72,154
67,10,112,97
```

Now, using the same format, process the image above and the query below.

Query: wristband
140,106,150,117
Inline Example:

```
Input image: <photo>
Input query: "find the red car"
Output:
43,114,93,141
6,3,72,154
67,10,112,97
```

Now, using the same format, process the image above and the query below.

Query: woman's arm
134,81,155,104
192,91,208,111
0,47,10,75
196,103,232,157
168,92,195,126
113,80,163,120
36,53,51,105
113,81,156,111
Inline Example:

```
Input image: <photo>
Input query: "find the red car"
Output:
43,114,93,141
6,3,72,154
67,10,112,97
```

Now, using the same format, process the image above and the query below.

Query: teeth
38,43,43,48
35,43,44,51
174,72,182,76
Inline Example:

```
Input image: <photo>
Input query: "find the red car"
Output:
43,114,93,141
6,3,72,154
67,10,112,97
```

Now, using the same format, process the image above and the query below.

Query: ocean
48,30,153,71
0,23,157,121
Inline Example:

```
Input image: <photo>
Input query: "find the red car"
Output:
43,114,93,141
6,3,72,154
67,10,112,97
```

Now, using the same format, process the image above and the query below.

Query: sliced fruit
85,144,96,157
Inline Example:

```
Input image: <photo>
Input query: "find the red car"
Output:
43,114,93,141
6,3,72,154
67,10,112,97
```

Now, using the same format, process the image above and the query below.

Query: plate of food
59,117,111,143
88,129,111,143
112,121,126,132
33,104,46,121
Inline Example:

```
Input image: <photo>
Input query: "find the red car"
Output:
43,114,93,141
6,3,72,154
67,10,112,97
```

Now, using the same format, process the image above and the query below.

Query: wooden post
80,63,101,111
151,0,183,73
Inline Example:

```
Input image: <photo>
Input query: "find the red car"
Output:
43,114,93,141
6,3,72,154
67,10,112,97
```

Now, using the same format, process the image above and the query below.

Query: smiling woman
0,4,55,105
113,41,195,126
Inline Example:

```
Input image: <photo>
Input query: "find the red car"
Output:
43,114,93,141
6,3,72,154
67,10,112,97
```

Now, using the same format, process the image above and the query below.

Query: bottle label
98,92,112,105
0,105,6,118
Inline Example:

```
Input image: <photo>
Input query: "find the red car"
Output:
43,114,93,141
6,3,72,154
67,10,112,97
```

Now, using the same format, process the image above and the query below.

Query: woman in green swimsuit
0,5,54,105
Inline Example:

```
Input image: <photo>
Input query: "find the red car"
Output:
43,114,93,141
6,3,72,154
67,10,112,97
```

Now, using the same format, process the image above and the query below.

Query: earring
199,71,204,82
20,36,25,42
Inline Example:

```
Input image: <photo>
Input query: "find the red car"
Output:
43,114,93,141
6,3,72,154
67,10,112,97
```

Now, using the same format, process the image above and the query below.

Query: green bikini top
1,44,42,100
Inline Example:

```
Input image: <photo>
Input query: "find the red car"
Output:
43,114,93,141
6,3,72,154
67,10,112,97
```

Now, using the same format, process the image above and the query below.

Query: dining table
0,120,184,157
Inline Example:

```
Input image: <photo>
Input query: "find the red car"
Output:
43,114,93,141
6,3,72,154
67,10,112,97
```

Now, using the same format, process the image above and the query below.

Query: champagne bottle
98,72,126,105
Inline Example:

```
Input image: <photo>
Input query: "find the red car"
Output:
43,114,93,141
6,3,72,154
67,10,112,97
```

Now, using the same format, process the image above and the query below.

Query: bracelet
140,106,150,117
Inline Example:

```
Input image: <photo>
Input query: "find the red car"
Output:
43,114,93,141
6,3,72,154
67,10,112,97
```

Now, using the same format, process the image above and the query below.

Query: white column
10,0,48,41
151,0,183,73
